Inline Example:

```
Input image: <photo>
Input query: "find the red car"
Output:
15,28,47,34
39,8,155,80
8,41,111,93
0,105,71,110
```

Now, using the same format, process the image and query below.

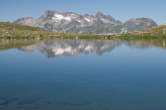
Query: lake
0,39,166,110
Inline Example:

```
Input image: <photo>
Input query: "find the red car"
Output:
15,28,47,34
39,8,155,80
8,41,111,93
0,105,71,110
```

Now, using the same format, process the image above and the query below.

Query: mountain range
15,10,158,34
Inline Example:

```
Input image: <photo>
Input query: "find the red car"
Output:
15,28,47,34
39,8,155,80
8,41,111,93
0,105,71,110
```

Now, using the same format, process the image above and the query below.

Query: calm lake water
0,39,166,110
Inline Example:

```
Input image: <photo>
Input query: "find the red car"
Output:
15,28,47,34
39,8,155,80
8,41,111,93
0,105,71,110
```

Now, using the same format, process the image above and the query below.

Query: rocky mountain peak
95,12,122,25
96,12,105,17
123,17,158,32
40,10,55,19
15,11,158,34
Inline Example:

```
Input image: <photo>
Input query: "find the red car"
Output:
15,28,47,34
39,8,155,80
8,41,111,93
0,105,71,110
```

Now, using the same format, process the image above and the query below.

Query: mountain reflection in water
19,39,164,58
20,40,122,57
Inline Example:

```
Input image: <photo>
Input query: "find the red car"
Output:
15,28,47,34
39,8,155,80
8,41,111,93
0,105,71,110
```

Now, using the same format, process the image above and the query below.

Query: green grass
0,22,110,40
0,22,41,31
0,22,65,39
119,25,166,39
0,22,166,40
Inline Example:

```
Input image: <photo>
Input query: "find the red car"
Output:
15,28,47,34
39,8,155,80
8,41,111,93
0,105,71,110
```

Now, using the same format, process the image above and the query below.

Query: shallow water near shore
0,39,166,110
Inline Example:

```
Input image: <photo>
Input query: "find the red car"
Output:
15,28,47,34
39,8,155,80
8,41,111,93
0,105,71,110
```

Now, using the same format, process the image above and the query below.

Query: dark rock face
15,10,158,34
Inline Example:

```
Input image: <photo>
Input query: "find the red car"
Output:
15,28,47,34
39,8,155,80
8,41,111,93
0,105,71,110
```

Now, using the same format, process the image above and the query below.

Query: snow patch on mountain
52,14,72,21
84,17,91,22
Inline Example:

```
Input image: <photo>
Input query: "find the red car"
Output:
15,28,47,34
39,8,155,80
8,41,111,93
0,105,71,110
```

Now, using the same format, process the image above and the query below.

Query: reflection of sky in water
0,40,166,110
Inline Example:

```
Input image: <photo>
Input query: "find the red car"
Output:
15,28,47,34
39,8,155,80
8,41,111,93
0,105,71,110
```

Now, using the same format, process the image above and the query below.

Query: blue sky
0,0,166,24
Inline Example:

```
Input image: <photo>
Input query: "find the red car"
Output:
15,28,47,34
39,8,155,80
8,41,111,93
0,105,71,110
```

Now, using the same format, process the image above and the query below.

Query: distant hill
121,25,166,38
142,25,166,35
0,22,64,39
15,10,158,34
0,22,104,39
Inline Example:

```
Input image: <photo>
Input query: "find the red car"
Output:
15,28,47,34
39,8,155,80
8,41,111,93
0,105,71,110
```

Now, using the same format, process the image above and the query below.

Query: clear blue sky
0,0,166,24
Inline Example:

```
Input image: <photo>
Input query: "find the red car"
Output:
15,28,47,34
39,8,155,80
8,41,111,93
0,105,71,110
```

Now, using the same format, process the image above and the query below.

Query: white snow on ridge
84,17,91,22
52,14,72,21
52,13,93,23
77,20,81,23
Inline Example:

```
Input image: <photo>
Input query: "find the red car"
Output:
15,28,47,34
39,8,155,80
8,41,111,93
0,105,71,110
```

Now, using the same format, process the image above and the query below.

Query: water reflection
19,39,166,58
20,40,122,57
1,39,166,110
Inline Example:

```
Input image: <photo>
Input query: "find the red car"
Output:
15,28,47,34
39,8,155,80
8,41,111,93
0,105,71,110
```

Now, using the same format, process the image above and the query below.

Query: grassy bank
118,25,166,39
0,22,166,40
0,22,108,40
